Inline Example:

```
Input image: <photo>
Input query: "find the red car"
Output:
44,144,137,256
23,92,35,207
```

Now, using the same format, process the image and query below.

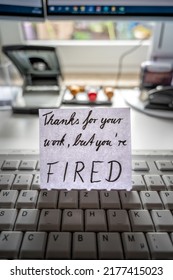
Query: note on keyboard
39,108,131,190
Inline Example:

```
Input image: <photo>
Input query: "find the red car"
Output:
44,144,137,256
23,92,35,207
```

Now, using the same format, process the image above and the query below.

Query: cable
116,38,146,88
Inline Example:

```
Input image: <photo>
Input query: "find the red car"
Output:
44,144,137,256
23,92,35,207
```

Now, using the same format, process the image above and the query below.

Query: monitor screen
46,0,173,19
0,0,44,20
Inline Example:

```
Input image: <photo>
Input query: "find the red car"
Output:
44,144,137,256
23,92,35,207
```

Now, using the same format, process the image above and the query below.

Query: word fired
39,108,132,190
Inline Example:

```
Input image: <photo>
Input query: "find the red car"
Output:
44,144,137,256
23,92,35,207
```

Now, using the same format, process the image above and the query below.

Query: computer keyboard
0,150,173,260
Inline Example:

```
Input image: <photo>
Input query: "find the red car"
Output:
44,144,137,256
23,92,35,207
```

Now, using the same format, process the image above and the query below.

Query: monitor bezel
45,0,173,21
0,0,45,21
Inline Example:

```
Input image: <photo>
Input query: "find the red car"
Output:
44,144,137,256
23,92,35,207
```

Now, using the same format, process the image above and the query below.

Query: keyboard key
15,209,40,231
20,232,47,259
16,190,38,209
19,160,37,170
62,209,83,232
31,174,40,190
162,175,173,190
140,191,163,209
122,232,150,259
36,161,40,171
119,191,142,209
85,209,107,232
73,232,97,259
0,174,15,190
37,190,58,209
0,231,23,259
0,209,18,230
46,232,71,259
58,190,78,209
2,160,20,170
98,232,124,259
129,210,154,232
107,210,131,231
132,161,149,171
151,210,173,231
132,175,146,191
155,161,173,171
12,174,33,190
80,190,99,209
0,190,18,208
100,190,120,209
160,191,173,209
38,209,61,231
144,175,166,191
146,232,173,259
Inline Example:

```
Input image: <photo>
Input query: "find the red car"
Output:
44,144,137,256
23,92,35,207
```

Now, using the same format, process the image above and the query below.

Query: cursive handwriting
72,133,112,151
100,117,123,129
44,134,66,147
42,111,79,126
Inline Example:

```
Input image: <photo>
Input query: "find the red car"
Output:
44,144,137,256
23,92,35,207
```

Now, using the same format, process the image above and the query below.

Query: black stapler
145,86,173,111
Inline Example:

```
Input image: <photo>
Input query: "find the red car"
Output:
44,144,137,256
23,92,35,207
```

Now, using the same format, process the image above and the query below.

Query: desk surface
0,89,173,151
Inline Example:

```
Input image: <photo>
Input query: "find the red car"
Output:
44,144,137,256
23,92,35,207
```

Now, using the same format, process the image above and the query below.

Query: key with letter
20,232,47,259
73,232,97,259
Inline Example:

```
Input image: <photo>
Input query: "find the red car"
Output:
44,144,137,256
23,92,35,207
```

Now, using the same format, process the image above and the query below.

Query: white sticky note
39,108,132,190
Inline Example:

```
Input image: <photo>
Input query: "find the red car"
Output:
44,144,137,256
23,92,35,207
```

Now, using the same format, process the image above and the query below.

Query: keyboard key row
1,209,173,232
132,160,173,172
1,173,173,191
0,231,173,259
1,160,39,171
0,174,40,190
1,160,173,173
1,190,173,209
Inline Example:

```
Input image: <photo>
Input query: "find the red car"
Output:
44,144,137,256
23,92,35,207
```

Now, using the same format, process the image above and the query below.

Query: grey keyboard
0,150,173,260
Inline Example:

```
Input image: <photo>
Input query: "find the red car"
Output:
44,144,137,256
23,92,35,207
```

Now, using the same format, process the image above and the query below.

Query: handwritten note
39,108,132,190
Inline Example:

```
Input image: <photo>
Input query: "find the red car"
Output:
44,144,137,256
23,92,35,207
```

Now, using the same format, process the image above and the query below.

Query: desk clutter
1,45,114,112
63,85,114,106
2,45,64,113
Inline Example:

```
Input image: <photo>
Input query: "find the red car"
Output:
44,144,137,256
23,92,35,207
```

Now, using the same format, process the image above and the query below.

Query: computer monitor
0,0,44,21
46,0,173,20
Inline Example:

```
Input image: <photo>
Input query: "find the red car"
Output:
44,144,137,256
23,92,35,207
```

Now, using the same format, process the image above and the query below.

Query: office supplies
0,150,173,259
145,86,173,111
88,91,97,102
104,87,114,101
122,89,173,119
2,45,64,113
63,86,113,106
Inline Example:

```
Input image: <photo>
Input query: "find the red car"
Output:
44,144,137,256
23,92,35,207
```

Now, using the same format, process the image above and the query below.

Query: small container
140,61,173,89
88,91,97,102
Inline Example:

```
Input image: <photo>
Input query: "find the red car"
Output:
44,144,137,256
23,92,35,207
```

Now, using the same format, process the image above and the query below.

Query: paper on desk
39,108,132,190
